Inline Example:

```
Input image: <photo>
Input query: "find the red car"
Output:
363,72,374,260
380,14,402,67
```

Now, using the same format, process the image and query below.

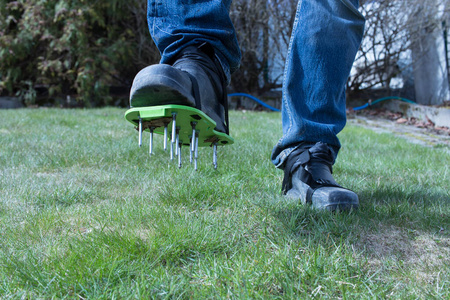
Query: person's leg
147,0,240,84
271,0,365,166
271,0,365,211
130,0,241,134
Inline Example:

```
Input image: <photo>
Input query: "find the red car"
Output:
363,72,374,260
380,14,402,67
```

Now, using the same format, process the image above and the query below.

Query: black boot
282,142,359,212
129,43,229,133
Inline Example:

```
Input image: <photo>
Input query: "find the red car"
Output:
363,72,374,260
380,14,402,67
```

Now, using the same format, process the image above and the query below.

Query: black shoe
282,142,359,212
129,43,229,134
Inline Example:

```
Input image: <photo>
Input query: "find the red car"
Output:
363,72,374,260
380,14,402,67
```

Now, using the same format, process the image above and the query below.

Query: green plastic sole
125,105,234,147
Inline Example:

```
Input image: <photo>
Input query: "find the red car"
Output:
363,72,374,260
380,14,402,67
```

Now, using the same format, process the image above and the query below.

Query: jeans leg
271,0,365,168
147,0,241,83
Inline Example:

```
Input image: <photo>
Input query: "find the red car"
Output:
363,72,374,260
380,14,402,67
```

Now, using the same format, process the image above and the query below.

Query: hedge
0,0,159,106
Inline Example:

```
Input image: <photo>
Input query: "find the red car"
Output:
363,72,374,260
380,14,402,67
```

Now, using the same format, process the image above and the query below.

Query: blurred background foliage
0,0,449,106
0,0,157,106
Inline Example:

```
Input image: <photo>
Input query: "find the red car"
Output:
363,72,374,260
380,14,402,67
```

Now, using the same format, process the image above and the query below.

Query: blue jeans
147,0,365,168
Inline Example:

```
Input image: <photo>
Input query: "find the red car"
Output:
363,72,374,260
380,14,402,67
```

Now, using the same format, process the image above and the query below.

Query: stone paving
348,115,450,151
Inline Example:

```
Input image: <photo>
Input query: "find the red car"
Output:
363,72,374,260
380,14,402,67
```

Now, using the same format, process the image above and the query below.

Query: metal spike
213,142,218,170
171,113,177,143
175,130,179,156
178,142,182,168
138,117,143,147
194,134,199,171
163,123,168,151
149,127,154,155
191,122,197,152
190,145,193,164
170,140,174,160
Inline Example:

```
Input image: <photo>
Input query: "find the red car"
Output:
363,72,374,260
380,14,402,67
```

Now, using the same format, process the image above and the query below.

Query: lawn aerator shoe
282,142,359,212
125,43,232,170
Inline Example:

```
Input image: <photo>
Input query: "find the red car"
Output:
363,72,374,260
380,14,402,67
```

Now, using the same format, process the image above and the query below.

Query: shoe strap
282,142,341,195
198,43,230,135
174,43,230,135
185,72,202,111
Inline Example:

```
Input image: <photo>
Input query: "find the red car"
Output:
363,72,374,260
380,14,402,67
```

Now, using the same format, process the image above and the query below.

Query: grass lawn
0,107,449,299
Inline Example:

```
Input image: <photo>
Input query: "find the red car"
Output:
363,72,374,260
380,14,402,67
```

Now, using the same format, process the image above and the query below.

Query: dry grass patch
358,224,450,284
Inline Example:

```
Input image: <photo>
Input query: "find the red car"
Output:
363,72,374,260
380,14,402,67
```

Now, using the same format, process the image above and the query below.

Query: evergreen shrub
0,0,159,106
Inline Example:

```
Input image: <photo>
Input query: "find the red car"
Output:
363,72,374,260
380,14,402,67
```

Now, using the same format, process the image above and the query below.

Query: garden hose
227,94,416,112
227,93,281,112
352,96,416,111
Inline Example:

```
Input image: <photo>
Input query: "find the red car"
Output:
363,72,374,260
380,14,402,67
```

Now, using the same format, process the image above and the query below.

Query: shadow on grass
254,190,450,292
349,187,450,274
358,185,450,229
256,182,449,244
254,195,359,240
